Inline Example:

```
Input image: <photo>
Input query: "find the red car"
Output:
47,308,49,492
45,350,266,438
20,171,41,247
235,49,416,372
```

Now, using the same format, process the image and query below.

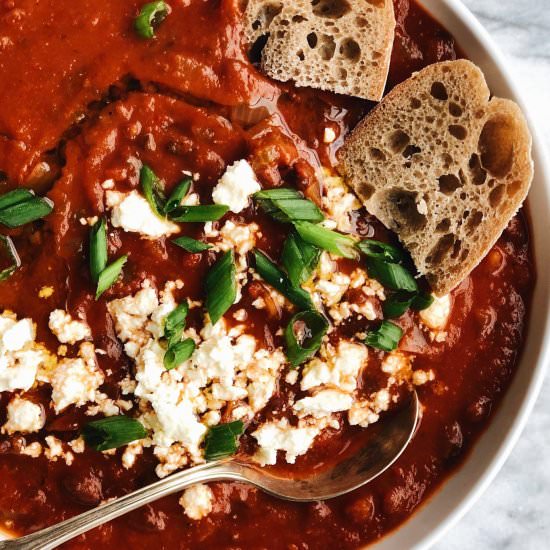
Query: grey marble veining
432,1,550,549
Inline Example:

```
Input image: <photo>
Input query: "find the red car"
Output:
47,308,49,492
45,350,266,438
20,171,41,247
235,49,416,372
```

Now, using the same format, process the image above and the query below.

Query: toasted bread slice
242,0,395,101
338,60,533,296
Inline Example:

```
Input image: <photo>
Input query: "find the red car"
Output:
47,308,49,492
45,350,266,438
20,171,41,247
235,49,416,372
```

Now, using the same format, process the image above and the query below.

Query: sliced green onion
204,420,244,461
365,321,403,352
95,255,128,300
281,230,320,287
164,178,192,214
0,235,21,281
172,235,212,253
254,188,324,223
134,1,170,39
164,302,189,336
410,292,435,311
82,416,147,451
293,221,357,259
140,164,166,217
0,189,34,210
255,189,302,201
357,239,406,263
366,258,418,292
170,205,229,223
253,249,313,310
284,310,329,367
89,218,108,284
164,338,195,370
205,250,237,324
383,291,416,319
0,196,53,228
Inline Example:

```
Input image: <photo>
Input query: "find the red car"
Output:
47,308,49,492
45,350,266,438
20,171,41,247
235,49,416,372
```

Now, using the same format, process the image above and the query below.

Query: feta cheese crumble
212,159,261,214
0,312,49,392
252,418,328,466
50,342,104,412
420,294,452,336
106,190,180,238
2,396,45,434
49,309,92,345
179,484,213,520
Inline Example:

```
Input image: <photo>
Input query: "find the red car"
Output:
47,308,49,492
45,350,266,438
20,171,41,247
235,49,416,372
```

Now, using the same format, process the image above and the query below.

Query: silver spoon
0,392,419,550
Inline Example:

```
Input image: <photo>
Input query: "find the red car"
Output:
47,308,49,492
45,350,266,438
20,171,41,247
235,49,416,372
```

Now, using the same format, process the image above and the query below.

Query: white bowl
374,1,550,548
1,1,547,548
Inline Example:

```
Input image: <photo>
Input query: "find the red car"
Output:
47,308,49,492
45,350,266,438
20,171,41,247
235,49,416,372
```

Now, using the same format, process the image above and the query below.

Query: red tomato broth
0,0,535,549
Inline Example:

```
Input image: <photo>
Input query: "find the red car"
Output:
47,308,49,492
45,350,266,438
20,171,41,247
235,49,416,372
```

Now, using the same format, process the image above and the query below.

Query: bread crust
242,0,395,101
338,60,533,295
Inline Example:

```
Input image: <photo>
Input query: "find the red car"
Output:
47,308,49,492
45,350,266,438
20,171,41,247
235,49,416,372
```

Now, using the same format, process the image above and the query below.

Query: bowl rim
0,1,548,547
372,1,550,549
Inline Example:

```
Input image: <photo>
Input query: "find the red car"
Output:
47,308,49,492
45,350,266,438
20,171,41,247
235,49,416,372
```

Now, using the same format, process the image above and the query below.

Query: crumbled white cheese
216,221,259,255
321,170,361,232
300,341,367,393
420,294,452,331
2,396,44,434
106,190,180,238
212,159,261,213
108,283,284,474
44,435,74,465
293,389,353,419
381,351,413,384
48,309,91,345
323,127,337,144
50,342,104,412
412,369,435,386
348,389,391,428
179,484,213,520
0,312,49,392
20,441,43,458
252,418,326,466
305,252,351,308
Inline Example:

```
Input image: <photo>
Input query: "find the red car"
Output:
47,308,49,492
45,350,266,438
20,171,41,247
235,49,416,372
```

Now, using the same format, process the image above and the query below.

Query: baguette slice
338,60,533,296
242,0,395,101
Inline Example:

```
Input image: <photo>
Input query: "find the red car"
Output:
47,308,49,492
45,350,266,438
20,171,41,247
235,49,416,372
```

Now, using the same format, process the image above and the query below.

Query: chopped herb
95,255,128,300
164,302,189,336
253,249,313,311
172,235,212,253
0,189,35,211
285,310,329,367
364,321,403,352
164,338,195,370
356,239,406,263
170,205,229,223
204,421,244,461
205,250,237,324
0,235,21,281
366,258,418,293
140,164,166,217
382,291,416,319
89,218,108,284
82,416,147,451
254,188,324,223
0,188,53,229
410,292,435,311
281,230,320,287
134,1,170,39
164,178,192,214
293,221,357,259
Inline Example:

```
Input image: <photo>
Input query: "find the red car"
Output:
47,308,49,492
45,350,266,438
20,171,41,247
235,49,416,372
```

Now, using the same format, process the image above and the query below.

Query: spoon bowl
0,392,419,550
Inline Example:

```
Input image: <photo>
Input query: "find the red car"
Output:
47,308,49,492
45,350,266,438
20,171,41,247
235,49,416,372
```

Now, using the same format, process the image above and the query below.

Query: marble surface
432,1,550,549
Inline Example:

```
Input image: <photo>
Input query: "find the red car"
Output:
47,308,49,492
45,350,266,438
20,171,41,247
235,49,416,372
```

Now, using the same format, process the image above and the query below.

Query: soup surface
0,0,534,548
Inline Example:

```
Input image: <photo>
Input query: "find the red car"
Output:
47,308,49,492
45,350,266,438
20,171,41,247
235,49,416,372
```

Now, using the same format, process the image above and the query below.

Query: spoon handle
0,460,235,550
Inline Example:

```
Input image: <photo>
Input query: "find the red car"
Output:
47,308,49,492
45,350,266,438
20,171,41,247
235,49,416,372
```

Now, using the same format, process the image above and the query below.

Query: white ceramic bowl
1,1,548,548
374,1,550,548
